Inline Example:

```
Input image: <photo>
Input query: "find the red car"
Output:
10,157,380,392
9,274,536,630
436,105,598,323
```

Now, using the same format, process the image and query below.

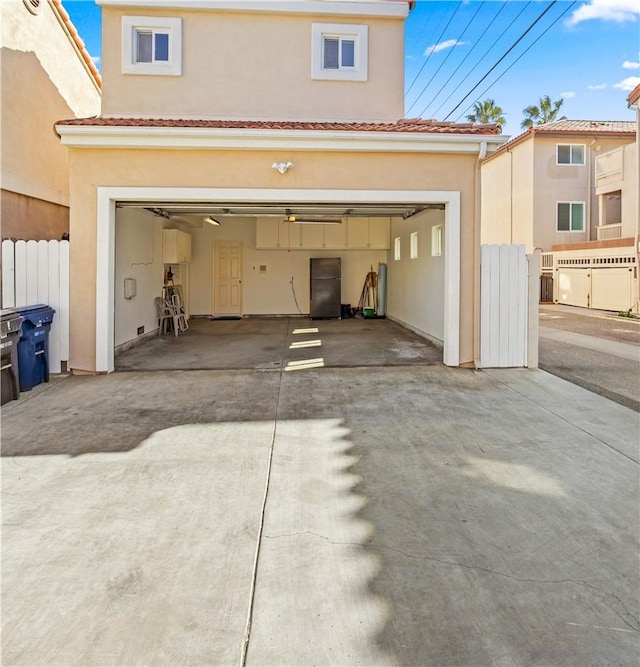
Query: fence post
527,253,540,369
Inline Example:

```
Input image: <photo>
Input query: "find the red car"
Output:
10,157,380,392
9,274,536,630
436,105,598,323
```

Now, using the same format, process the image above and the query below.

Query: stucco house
480,119,637,312
1,0,102,241
55,0,507,375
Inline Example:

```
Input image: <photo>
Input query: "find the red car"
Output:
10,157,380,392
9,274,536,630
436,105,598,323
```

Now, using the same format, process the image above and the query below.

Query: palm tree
521,95,567,130
466,99,506,131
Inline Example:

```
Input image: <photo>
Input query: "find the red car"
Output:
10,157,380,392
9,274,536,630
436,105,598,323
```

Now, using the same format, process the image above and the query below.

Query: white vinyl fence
480,244,538,368
1,240,69,373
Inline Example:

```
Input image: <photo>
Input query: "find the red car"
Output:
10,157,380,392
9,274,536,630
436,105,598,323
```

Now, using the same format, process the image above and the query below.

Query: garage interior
113,199,449,370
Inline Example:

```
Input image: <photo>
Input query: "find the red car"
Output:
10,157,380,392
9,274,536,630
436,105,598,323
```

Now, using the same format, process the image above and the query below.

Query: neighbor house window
394,237,401,261
557,202,585,232
122,16,182,75
410,232,419,259
312,23,368,81
557,144,585,165
431,225,443,256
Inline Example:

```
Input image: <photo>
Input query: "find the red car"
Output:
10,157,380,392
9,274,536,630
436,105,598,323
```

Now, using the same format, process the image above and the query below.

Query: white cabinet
163,229,192,263
300,223,346,249
256,218,303,249
346,217,390,249
255,217,388,250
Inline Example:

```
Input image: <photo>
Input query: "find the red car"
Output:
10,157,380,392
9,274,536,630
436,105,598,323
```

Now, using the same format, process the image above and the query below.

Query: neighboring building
480,120,636,252
480,118,637,312
55,0,506,374
1,0,102,241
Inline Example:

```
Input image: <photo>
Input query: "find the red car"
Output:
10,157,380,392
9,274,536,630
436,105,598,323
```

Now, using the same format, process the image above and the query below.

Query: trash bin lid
16,304,55,326
0,310,24,337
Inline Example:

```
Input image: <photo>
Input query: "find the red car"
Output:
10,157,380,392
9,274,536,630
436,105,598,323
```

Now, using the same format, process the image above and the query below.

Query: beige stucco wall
480,140,534,250
101,7,404,122
620,142,638,239
67,146,479,372
1,0,101,233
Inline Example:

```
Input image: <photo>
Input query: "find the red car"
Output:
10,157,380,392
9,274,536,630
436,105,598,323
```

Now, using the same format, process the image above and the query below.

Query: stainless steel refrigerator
310,258,341,319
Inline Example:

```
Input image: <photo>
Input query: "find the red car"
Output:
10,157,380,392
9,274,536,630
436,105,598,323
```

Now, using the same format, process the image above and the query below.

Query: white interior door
213,241,243,315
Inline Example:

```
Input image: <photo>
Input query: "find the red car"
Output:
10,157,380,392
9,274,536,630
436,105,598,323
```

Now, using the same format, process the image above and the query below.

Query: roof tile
55,116,502,135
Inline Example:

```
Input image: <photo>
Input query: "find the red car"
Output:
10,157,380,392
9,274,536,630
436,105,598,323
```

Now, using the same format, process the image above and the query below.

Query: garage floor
2,347,638,665
115,316,443,371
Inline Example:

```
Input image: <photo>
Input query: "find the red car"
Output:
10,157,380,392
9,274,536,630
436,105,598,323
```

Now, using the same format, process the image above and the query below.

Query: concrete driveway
2,322,639,666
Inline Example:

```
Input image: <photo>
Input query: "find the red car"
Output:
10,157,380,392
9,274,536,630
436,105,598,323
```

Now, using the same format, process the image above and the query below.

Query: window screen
323,38,339,69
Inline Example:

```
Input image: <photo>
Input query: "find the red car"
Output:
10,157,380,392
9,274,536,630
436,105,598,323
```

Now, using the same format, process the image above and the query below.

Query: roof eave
55,123,507,153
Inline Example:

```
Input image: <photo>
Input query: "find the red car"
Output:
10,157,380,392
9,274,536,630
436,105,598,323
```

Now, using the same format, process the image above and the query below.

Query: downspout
586,138,597,241
473,140,488,368
629,98,640,312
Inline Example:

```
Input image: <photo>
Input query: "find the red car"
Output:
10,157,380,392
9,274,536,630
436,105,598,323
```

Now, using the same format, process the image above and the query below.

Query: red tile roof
530,120,635,133
55,116,502,135
484,119,636,160
52,0,101,88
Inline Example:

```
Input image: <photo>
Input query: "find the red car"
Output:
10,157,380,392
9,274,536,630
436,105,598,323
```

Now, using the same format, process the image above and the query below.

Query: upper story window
557,144,585,165
312,23,368,82
557,202,585,232
122,16,182,76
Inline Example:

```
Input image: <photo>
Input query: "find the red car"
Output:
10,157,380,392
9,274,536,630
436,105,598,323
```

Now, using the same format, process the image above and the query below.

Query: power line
423,0,515,119
406,0,484,117
454,1,578,124
442,0,558,121
405,1,463,100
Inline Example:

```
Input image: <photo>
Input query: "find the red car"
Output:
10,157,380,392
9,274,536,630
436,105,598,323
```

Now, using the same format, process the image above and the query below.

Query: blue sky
64,0,639,137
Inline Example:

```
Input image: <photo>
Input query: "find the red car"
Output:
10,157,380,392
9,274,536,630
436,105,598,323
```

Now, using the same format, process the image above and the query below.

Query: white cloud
561,91,576,99
567,0,640,25
613,76,640,91
91,55,101,65
424,39,467,56
622,60,640,69
588,83,608,90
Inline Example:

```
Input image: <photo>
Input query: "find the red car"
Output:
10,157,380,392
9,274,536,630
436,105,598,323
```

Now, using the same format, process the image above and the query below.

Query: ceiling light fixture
204,216,221,226
287,216,342,225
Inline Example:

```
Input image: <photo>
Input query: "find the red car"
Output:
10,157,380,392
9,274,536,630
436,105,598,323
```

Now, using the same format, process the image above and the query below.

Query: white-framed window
557,202,585,232
431,225,443,256
122,16,182,76
394,237,401,261
311,23,368,82
557,144,585,165
410,231,418,259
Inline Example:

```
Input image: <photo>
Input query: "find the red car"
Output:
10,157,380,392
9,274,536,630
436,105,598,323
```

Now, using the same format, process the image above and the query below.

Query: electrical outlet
137,326,145,335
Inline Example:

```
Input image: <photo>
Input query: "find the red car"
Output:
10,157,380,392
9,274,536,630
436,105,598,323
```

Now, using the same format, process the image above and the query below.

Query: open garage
55,119,504,374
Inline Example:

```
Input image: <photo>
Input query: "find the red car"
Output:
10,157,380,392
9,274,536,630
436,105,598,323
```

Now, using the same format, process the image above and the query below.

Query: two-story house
1,0,101,241
480,119,637,311
55,0,505,375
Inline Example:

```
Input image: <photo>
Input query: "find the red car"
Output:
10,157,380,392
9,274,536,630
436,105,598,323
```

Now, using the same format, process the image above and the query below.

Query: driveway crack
265,530,639,632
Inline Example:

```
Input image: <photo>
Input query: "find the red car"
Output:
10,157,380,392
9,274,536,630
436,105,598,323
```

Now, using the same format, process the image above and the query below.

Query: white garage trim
96,187,460,371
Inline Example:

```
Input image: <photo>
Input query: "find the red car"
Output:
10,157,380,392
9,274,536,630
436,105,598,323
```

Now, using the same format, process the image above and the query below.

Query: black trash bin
1,309,25,405
16,305,55,392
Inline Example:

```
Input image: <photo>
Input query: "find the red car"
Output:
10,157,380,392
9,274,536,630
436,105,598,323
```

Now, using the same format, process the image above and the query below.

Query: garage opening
96,188,460,372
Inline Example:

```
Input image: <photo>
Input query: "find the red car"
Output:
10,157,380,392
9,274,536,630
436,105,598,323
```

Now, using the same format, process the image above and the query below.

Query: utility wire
422,0,512,118
454,1,578,123
406,0,484,117
405,1,463,101
443,0,558,121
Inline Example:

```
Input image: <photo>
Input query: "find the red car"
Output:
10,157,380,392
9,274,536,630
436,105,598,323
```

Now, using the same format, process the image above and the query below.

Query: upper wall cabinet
346,218,390,249
256,218,302,249
163,229,192,263
256,218,390,250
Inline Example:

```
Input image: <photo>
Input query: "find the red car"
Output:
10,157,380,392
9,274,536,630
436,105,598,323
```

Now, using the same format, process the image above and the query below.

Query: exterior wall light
272,161,294,174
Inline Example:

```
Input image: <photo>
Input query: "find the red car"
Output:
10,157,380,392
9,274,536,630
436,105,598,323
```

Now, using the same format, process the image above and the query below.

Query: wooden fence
480,244,529,368
1,240,69,373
